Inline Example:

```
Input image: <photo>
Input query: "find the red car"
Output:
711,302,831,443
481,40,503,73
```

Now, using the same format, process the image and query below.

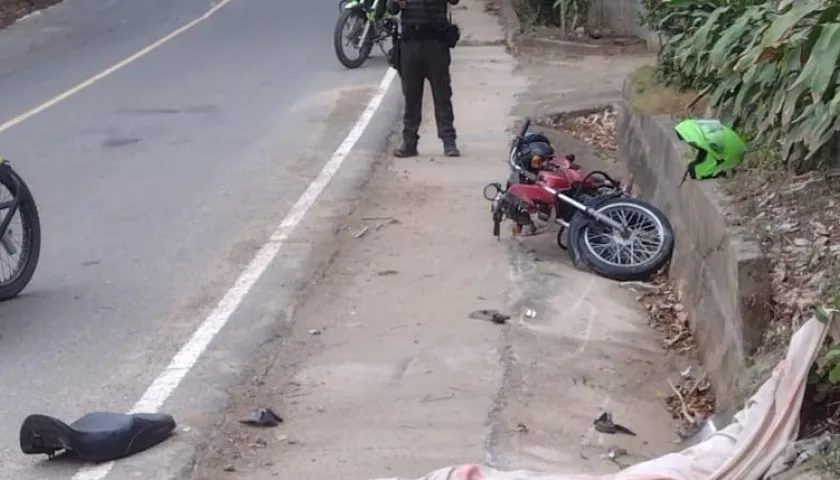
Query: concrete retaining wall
588,0,660,48
616,80,773,409
503,0,658,51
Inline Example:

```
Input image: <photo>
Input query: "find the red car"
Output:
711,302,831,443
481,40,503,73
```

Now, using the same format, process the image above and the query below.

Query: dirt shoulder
0,0,61,28
188,2,690,478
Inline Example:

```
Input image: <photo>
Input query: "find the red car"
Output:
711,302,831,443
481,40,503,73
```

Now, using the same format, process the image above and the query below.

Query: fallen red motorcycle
483,118,674,282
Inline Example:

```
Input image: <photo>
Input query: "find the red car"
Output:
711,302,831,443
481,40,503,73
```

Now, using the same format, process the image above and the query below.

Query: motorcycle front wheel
333,9,374,69
0,165,41,301
568,195,673,282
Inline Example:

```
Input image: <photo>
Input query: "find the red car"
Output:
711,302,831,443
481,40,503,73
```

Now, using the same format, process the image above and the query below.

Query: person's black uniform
387,0,460,158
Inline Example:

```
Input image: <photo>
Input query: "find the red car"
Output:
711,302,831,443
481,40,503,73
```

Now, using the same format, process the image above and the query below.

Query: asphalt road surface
0,0,399,477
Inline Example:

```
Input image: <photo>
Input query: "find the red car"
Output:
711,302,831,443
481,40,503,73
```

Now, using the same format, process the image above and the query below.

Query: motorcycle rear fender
507,183,556,207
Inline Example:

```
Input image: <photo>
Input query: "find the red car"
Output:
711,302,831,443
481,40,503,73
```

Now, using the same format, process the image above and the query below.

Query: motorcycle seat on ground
20,412,176,463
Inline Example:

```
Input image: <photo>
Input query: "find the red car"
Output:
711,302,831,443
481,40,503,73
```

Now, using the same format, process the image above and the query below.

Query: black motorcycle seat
522,132,551,145
20,412,176,463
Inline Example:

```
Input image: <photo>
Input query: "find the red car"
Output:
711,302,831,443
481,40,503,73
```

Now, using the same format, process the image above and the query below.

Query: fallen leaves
623,277,717,434
665,374,715,433
633,277,695,353
725,170,840,436
538,106,618,155
729,172,840,343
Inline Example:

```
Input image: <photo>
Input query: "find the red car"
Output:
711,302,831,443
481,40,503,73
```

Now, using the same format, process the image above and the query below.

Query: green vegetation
519,0,591,31
810,299,840,473
814,297,840,389
813,440,840,478
639,0,840,174
628,66,707,116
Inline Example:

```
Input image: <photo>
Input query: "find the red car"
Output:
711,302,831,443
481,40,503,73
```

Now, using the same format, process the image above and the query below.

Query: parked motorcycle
0,156,41,301
334,0,398,69
483,118,674,282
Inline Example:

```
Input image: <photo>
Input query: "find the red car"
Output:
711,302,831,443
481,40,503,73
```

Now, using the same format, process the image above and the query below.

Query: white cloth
374,317,829,480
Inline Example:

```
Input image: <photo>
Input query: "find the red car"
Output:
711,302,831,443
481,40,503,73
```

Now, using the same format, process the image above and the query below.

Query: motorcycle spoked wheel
0,166,41,301
567,195,673,282
333,8,374,69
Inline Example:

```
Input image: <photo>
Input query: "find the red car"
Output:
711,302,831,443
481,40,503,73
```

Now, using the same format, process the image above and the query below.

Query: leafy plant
638,0,671,32
553,0,590,31
520,0,590,32
643,0,840,173
811,295,840,401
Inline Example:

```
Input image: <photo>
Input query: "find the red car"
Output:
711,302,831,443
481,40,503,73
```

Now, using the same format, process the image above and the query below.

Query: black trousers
399,38,456,144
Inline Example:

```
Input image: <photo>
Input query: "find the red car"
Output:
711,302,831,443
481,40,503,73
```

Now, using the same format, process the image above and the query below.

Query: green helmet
674,119,745,183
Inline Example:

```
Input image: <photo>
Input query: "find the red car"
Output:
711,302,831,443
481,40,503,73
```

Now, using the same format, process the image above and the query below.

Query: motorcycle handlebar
518,118,531,138
507,150,537,181
509,118,531,172
508,117,538,182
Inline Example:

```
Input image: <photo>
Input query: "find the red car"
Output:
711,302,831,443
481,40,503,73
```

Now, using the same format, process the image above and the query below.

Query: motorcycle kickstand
556,226,567,251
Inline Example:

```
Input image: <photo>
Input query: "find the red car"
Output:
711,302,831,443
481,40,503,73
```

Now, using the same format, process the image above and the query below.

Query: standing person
387,0,460,158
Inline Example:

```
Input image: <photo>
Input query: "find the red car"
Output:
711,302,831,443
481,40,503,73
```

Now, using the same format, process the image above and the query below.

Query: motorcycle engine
494,191,555,236
495,191,534,230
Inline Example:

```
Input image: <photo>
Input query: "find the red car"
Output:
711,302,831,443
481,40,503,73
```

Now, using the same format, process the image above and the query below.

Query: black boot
443,139,460,157
394,140,418,158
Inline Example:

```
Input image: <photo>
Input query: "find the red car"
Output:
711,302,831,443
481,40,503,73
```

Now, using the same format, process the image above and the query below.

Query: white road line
72,67,398,480
0,0,234,134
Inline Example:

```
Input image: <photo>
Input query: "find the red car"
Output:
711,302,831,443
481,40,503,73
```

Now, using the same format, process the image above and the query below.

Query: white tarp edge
375,316,830,480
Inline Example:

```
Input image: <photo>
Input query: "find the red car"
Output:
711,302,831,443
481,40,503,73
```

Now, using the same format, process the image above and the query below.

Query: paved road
0,0,398,477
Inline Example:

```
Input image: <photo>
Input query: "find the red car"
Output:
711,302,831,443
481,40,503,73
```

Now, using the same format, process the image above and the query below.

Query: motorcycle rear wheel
334,9,374,69
568,195,673,282
0,166,41,301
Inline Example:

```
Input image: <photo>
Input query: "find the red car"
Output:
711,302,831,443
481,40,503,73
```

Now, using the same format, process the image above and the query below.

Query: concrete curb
517,35,650,56
533,104,614,124
616,77,773,410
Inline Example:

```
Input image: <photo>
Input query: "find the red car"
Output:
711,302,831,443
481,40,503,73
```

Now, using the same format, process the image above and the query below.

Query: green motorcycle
334,0,397,69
